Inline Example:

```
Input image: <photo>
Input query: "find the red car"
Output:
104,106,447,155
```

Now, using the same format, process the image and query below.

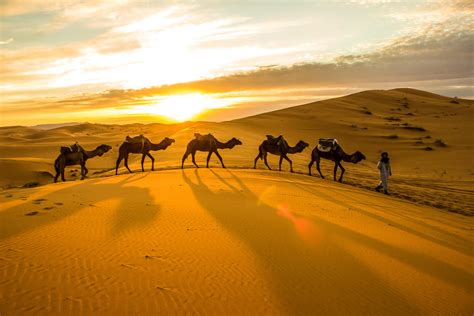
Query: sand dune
1,89,473,313
0,89,472,214
1,169,473,314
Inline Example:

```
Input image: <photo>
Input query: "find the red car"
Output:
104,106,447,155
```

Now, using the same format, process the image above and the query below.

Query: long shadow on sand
290,178,474,257
182,169,420,314
0,173,159,240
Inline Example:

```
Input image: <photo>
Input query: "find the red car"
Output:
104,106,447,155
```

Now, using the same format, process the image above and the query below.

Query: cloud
1,0,473,126
1,10,472,125
0,38,13,45
0,4,314,99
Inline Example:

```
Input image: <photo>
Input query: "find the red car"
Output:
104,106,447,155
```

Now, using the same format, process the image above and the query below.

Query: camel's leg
83,165,89,177
214,150,225,168
54,160,60,183
147,153,155,171
182,151,190,169
316,158,324,179
254,146,263,169
279,156,283,171
116,154,123,175
191,152,199,168
124,154,133,173
282,155,293,173
54,166,60,183
80,163,86,180
308,159,314,175
61,168,66,182
141,154,146,172
333,161,339,181
253,153,260,169
206,151,213,168
337,161,345,183
263,152,271,170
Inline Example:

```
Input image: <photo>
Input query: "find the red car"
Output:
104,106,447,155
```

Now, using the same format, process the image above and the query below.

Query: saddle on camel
194,133,214,141
60,142,83,155
125,134,148,151
266,134,284,147
317,138,338,152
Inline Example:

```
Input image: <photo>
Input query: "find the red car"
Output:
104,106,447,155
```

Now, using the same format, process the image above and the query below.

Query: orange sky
0,0,472,126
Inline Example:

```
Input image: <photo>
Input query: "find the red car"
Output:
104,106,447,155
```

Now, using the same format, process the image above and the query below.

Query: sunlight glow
140,94,234,122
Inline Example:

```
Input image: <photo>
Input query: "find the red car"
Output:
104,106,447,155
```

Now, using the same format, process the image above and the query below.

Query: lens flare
277,204,321,246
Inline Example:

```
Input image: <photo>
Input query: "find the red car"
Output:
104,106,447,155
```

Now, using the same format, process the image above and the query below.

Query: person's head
381,152,389,159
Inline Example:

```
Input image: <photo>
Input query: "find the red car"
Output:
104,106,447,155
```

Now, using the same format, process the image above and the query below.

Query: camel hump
60,142,81,155
318,138,338,152
266,135,283,145
125,134,147,143
194,133,214,141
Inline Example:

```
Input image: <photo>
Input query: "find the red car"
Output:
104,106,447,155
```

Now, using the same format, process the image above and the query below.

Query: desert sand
1,89,473,314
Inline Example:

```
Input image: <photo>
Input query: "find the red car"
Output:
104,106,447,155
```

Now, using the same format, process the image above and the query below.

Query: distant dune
31,122,86,130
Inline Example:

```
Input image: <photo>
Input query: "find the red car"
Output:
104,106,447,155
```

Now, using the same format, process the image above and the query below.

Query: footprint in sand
25,211,39,216
33,198,47,204
43,206,55,210
144,255,163,260
54,202,63,206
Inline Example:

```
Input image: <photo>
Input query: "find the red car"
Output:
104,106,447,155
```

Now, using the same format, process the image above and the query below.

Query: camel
308,140,365,182
54,144,112,182
115,136,175,174
181,133,242,168
254,136,309,172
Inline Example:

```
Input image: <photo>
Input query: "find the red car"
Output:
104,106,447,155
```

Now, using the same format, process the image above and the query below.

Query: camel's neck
84,148,101,159
150,141,167,151
217,140,234,149
341,149,356,162
287,144,304,154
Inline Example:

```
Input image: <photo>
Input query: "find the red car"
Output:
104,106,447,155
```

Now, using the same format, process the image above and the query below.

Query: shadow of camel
0,173,160,240
182,169,419,314
289,179,474,258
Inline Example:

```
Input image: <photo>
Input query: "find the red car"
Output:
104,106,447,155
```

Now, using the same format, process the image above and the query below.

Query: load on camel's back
60,142,83,155
317,138,339,152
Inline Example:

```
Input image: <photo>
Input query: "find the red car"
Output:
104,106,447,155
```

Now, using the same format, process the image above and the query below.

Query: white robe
377,161,391,190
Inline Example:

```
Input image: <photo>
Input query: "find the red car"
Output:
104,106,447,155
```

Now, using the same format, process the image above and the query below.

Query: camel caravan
53,133,366,184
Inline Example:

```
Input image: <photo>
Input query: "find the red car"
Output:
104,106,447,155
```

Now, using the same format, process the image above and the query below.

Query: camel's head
351,151,366,163
297,140,309,150
163,137,176,146
97,144,112,156
230,138,243,147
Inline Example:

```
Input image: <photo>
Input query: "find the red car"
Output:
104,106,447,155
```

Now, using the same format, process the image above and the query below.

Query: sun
144,93,232,122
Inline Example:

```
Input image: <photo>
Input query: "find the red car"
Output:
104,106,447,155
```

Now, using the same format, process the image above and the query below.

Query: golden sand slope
0,169,473,314
1,89,472,214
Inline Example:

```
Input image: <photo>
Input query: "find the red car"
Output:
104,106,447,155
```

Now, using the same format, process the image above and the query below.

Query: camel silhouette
181,133,242,169
254,136,308,172
308,141,365,182
115,136,175,174
54,144,111,182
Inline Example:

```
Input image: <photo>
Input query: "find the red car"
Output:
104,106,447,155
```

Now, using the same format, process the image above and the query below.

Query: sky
0,0,473,126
